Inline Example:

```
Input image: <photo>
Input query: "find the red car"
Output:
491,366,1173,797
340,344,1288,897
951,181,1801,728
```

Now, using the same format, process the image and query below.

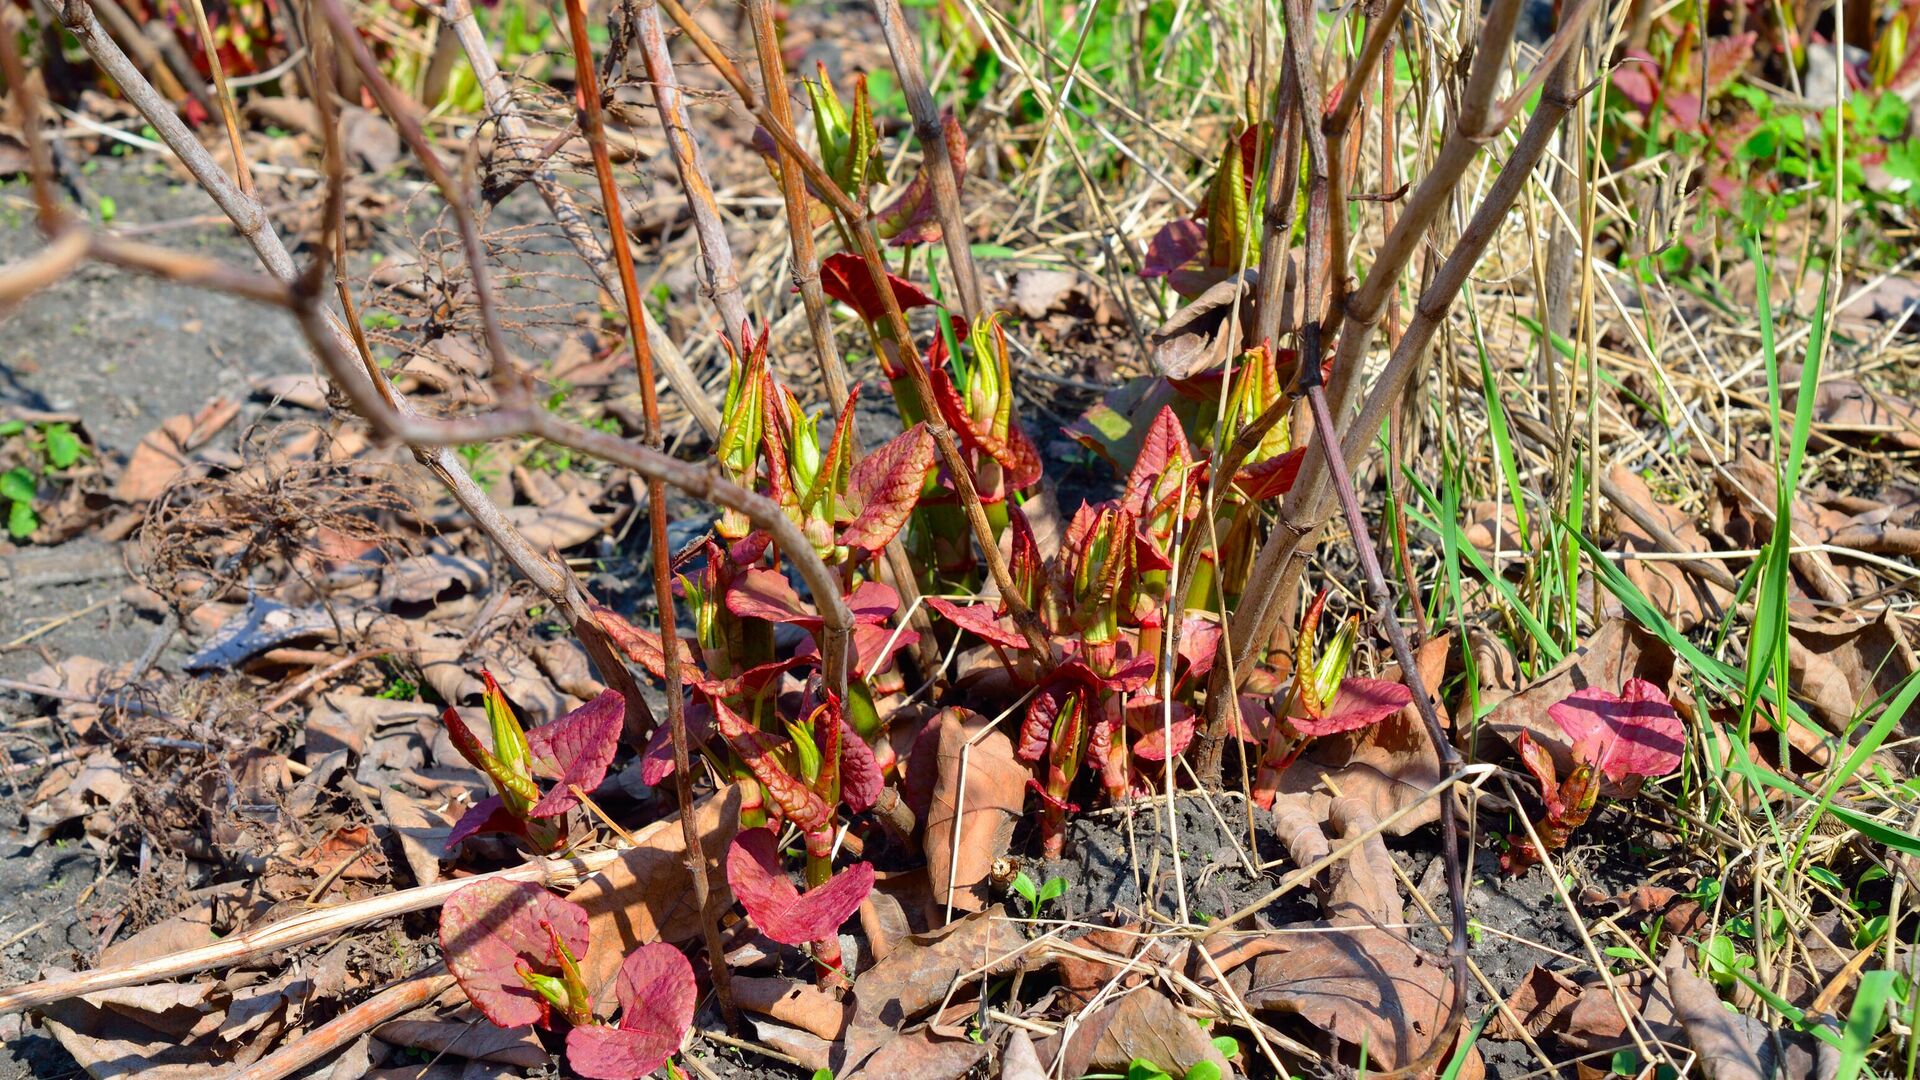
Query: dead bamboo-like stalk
560,0,742,1031
743,0,849,405
439,0,719,438
868,0,983,321
740,0,940,671
228,967,456,1080
180,0,253,194
649,0,1053,661
1203,0,1601,746
630,0,753,353
55,0,647,728
0,849,624,1015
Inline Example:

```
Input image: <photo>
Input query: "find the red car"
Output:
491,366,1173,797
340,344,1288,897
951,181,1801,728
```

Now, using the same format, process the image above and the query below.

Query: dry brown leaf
1241,924,1454,1071
1327,796,1402,927
1003,1029,1048,1080
1665,950,1770,1080
1610,467,1733,632
380,553,488,606
840,906,1028,1073
922,707,1024,914
380,785,450,887
1148,271,1254,378
1051,924,1149,1009
566,784,740,1004
1274,635,1451,833
845,1026,989,1080
503,490,607,551
1062,987,1233,1079
1491,965,1671,1053
750,1017,834,1072
1787,615,1919,735
1801,377,1920,450
1483,618,1677,795
373,1017,550,1066
731,975,850,1041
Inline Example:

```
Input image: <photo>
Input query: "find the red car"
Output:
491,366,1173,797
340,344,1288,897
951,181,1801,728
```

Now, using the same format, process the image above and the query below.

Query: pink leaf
843,424,935,552
819,252,936,323
1018,683,1071,764
1513,730,1565,820
1133,704,1197,761
1141,219,1206,278
838,719,884,813
1123,406,1188,517
1704,32,1756,96
1232,447,1306,501
638,701,719,786
1291,678,1414,737
446,795,525,849
526,690,624,818
592,603,699,684
845,579,902,624
1612,51,1660,111
441,880,590,1029
713,698,833,832
727,568,817,628
726,828,875,945
925,597,1026,649
565,943,697,1080
1178,616,1223,680
1548,679,1684,782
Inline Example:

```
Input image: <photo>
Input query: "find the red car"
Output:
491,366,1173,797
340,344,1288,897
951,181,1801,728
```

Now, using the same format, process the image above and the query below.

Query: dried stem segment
631,0,753,353
442,0,721,437
561,0,743,1030
229,968,456,1080
868,0,983,320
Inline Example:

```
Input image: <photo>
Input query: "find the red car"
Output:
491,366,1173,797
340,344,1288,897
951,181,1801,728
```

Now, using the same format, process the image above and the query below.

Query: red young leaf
726,827,875,945
1612,51,1660,111
1141,219,1206,278
875,113,968,246
526,690,625,818
727,568,816,627
446,795,527,849
1704,32,1757,96
1232,446,1306,501
819,252,936,323
1178,615,1223,680
1547,679,1684,782
925,597,1026,648
1290,678,1414,737
838,719,884,813
1133,704,1197,761
639,702,717,786
843,423,935,552
1123,406,1189,517
565,943,697,1080
713,698,833,832
441,880,590,1029
591,603,699,684
1512,730,1566,821
1026,777,1079,813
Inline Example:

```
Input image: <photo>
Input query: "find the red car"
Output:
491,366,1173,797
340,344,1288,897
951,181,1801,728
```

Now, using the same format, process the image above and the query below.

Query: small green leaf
1859,866,1889,885
811,1069,835,1080
1854,915,1890,949
8,500,36,539
1807,866,1846,891
1,468,35,504
1210,1035,1239,1059
1010,871,1039,911
1186,1064,1223,1080
1038,876,1067,905
1612,1049,1643,1076
44,424,81,469
97,196,116,223
0,420,24,437
1602,946,1640,960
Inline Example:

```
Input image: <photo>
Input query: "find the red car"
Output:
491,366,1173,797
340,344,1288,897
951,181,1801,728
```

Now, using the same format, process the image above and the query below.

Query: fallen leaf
1609,466,1733,631
1148,271,1254,379
1063,987,1233,1079
1665,950,1770,1080
504,491,607,551
373,1018,550,1066
921,707,1025,913
380,786,450,887
1788,615,1919,735
1242,924,1454,1071
380,553,489,606
844,1026,989,1080
839,907,1029,1073
731,975,851,1041
567,785,741,1005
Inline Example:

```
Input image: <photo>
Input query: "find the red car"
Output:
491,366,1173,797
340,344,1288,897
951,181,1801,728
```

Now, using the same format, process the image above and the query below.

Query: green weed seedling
1010,870,1067,918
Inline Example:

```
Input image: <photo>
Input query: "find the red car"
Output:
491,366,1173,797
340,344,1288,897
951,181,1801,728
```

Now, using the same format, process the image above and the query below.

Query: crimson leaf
564,943,697,1080
819,252,935,323
526,690,624,818
842,423,935,553
1548,678,1684,782
1289,678,1414,737
726,827,875,945
441,880,590,1029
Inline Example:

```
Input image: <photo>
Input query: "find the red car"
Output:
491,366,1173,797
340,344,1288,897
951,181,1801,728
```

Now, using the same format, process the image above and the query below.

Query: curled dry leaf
921,707,1025,912
567,785,741,1005
565,943,697,1080
839,907,1029,1074
1665,949,1770,1080
725,827,875,946
1062,986,1234,1079
1608,466,1732,632
439,880,590,1029
731,975,851,1041
1241,925,1454,1071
